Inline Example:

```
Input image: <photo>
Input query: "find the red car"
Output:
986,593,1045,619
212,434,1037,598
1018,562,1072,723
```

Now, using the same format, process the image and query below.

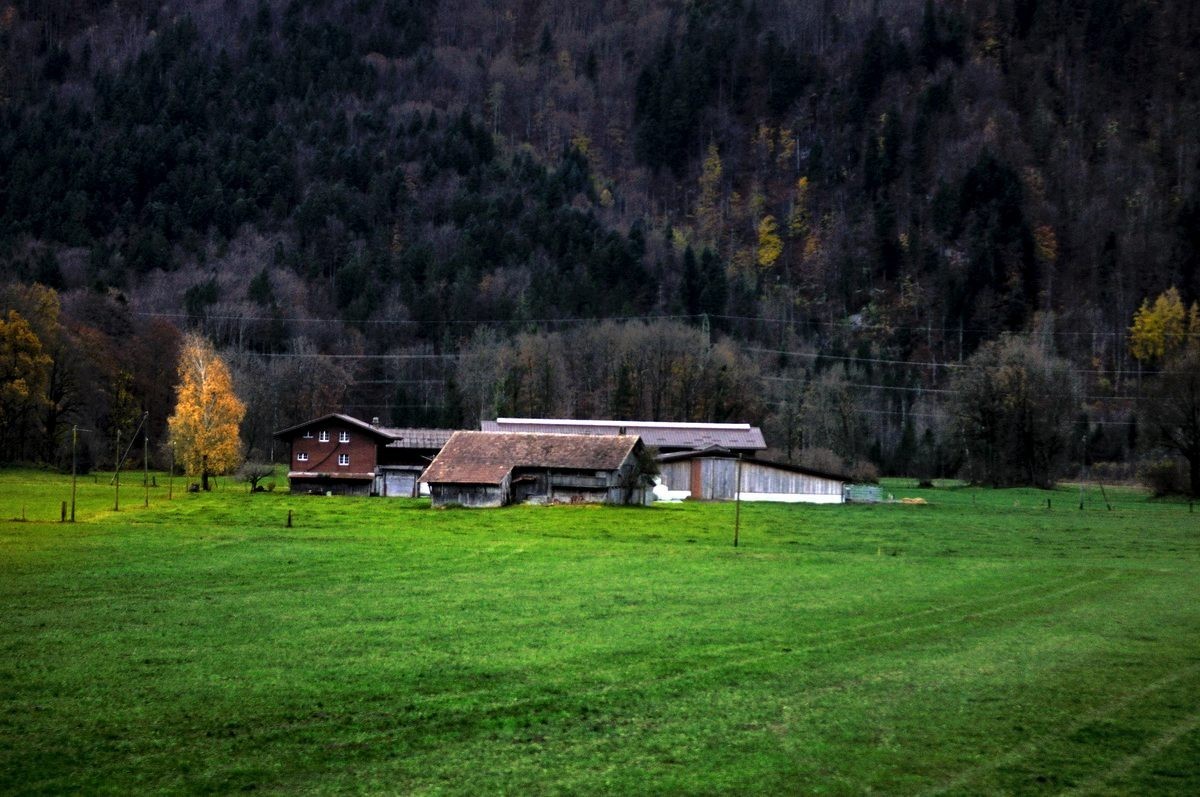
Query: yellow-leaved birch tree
1130,287,1194,363
756,214,783,271
167,333,245,490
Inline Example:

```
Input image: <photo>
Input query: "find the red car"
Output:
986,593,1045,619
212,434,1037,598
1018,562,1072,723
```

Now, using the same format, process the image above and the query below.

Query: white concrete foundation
737,492,844,504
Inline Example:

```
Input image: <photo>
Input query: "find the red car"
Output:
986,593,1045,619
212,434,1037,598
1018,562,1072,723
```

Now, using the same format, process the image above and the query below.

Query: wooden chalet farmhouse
419,431,651,508
273,414,452,496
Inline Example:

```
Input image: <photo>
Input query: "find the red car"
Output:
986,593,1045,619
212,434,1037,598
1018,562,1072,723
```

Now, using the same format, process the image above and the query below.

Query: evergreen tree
698,248,727,319
682,246,702,316
248,268,273,306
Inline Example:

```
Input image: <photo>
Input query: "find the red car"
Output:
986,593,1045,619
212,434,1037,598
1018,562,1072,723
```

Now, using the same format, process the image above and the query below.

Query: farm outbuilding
657,448,848,503
375,427,455,497
420,431,651,508
480,418,767,456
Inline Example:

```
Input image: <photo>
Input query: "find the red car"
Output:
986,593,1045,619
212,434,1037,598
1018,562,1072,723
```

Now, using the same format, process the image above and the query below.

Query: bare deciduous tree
1143,345,1200,496
951,335,1080,488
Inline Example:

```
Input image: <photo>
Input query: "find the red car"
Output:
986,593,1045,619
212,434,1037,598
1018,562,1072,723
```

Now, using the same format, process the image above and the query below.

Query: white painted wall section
738,492,844,504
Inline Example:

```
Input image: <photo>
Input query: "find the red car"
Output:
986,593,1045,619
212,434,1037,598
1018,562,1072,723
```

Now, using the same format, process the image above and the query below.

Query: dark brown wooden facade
273,414,452,496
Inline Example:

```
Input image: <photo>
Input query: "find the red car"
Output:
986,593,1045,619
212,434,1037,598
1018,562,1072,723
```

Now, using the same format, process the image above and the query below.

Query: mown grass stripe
924,664,1200,795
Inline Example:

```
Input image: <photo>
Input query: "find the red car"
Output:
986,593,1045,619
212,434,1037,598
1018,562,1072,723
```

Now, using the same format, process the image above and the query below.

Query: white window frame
296,452,309,462
337,453,350,466
302,431,313,439
338,431,350,443
318,430,330,442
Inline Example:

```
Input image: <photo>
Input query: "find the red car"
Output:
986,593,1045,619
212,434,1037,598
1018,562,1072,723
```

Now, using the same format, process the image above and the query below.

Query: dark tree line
2,0,1199,488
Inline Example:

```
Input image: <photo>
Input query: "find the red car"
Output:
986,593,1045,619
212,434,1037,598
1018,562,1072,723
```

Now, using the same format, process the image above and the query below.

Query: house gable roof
273,413,394,441
273,414,452,448
420,431,641,485
480,418,766,451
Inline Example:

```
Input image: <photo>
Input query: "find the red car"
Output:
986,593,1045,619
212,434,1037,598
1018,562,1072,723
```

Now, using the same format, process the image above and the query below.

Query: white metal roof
494,417,753,430
482,418,766,451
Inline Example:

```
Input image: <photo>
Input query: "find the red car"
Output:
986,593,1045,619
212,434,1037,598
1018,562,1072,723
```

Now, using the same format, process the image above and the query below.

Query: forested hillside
2,0,1198,484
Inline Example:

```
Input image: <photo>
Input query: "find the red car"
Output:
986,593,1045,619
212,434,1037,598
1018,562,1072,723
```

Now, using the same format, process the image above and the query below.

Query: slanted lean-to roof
480,418,766,451
655,445,734,462
379,428,455,449
656,447,851,483
420,432,640,485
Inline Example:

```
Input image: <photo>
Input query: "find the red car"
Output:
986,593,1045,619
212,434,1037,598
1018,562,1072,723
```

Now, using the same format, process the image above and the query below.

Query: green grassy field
1,469,1198,795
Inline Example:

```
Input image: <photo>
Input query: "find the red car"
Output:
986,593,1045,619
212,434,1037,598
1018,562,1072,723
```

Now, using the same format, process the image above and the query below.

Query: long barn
420,431,651,508
657,448,848,503
481,417,766,456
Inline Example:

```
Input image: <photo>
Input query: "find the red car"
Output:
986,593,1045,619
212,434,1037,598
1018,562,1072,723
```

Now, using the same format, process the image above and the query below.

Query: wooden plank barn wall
660,458,845,503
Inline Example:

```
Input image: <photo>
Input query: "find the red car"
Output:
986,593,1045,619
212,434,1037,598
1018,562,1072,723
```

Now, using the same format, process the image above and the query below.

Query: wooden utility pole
113,429,120,511
734,455,742,548
69,425,94,522
1078,433,1086,511
143,427,149,509
70,425,78,522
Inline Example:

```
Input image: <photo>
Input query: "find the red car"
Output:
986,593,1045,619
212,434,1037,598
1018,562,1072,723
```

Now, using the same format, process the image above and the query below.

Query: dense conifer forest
2,0,1199,488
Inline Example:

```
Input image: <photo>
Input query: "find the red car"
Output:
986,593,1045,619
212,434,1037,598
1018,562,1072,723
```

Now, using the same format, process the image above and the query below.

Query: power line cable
759,400,1138,426
743,346,1170,376
248,352,458,360
133,309,699,327
711,313,1167,338
134,307,1180,342
759,374,1143,401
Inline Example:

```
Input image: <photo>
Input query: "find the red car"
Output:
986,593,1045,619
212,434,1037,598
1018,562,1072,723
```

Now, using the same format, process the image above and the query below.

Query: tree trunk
202,454,210,491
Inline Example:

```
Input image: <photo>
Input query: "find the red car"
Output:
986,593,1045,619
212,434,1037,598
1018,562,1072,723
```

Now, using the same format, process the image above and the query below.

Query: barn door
384,470,416,497
690,459,703,499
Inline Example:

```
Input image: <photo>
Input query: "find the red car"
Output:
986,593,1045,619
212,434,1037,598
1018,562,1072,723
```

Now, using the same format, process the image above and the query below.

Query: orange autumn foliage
167,334,246,476
0,310,51,447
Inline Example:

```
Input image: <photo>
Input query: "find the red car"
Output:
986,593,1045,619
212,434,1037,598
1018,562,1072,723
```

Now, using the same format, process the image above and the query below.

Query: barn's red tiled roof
480,418,766,451
420,432,640,485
